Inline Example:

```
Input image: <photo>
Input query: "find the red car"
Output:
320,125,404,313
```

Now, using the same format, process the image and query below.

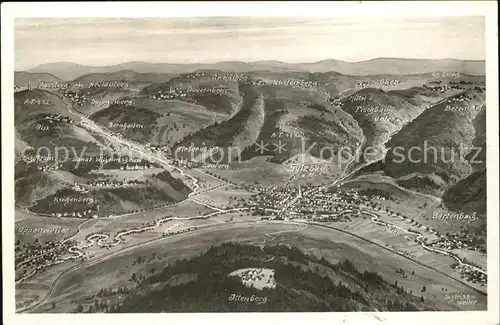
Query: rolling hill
14,71,62,86
171,77,364,165
73,70,173,85
338,86,443,166
355,86,485,196
27,58,485,81
87,72,243,146
111,243,435,312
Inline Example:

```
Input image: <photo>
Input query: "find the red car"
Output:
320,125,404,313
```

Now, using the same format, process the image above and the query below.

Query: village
182,71,208,79
64,90,89,107
43,113,74,125
15,238,77,282
151,87,187,100
423,79,485,94
229,268,277,290
36,163,63,172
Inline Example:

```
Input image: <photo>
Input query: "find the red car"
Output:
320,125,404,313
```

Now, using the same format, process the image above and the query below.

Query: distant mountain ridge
24,58,485,81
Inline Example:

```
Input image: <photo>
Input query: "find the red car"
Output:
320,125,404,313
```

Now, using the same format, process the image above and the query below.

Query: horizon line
19,56,486,71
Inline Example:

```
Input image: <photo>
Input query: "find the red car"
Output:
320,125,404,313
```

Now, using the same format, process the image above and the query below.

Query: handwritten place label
35,125,50,131
88,81,130,88
444,292,478,305
21,154,54,163
108,122,144,129
355,106,392,115
212,74,250,83
330,94,369,106
91,99,134,106
345,94,368,103
270,79,319,88
384,226,404,236
202,163,230,170
432,212,478,221
17,227,71,235
356,79,400,88
53,197,95,205
444,105,484,112
176,146,222,153
270,131,304,139
186,86,229,94
373,115,397,122
229,293,268,304
24,99,50,105
287,163,330,173
432,72,461,78
37,81,70,89
97,157,143,164
379,79,401,86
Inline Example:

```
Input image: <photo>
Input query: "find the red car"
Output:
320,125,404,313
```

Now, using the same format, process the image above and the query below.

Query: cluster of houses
240,269,274,284
294,189,367,216
169,159,203,169
52,209,98,219
309,210,358,223
15,240,72,279
37,163,62,172
423,84,454,93
270,131,304,139
429,231,481,252
250,79,267,87
87,180,137,188
356,81,373,88
423,81,477,93
247,186,301,211
44,113,74,124
119,163,152,170
448,94,472,103
15,240,58,263
247,186,367,219
182,72,207,79
145,143,171,153
64,91,89,107
451,264,487,286
431,238,471,251
151,88,187,100
161,226,198,237
71,181,90,193
103,129,124,140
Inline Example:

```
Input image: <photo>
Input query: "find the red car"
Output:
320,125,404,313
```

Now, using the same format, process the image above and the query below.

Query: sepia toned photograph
2,2,499,325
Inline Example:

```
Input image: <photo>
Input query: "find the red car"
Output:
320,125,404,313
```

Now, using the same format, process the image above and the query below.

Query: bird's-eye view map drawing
11,16,492,313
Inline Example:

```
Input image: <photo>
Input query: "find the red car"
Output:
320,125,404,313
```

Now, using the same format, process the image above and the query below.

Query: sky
15,17,485,70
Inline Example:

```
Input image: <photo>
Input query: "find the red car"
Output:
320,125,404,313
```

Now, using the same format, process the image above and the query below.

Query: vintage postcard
2,2,498,325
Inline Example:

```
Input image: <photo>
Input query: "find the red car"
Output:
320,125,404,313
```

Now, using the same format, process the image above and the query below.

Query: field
212,156,295,187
